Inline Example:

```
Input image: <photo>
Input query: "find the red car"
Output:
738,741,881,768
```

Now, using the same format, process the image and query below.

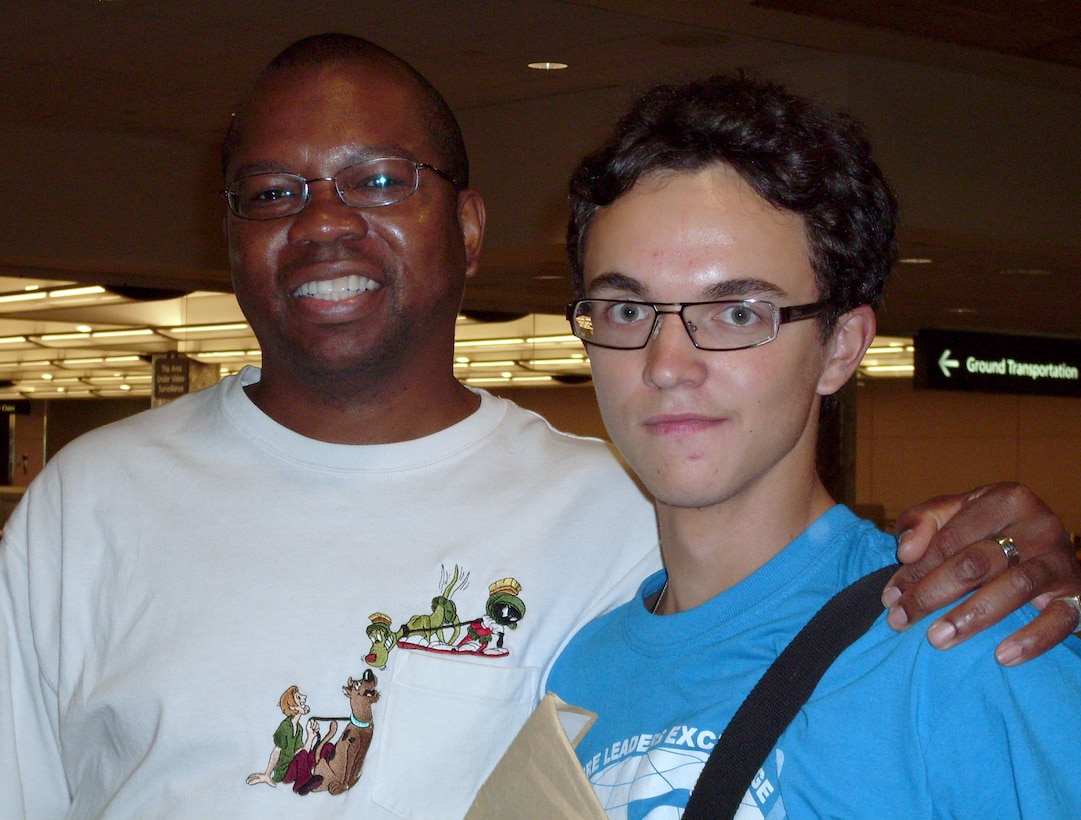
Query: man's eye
354,173,412,194
341,166,411,193
608,302,652,324
718,303,762,327
250,187,297,202
363,173,406,189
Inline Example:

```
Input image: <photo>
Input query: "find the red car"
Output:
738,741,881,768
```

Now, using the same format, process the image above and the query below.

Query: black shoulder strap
683,562,900,820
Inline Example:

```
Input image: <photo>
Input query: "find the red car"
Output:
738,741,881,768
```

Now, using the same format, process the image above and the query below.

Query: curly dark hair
222,33,469,189
566,73,897,331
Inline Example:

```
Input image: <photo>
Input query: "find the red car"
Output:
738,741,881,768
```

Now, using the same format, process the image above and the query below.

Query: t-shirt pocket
370,649,541,818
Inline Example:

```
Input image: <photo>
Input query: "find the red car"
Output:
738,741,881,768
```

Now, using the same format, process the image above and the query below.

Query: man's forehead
584,162,816,297
226,60,431,170
247,59,419,118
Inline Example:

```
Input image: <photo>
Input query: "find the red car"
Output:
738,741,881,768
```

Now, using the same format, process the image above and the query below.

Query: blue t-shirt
547,505,1081,819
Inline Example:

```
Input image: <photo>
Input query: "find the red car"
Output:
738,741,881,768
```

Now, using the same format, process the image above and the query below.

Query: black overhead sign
914,329,1081,398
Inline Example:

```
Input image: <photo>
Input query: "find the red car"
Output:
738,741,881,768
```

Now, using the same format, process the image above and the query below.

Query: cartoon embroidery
246,686,316,789
247,565,525,799
365,564,468,667
306,671,380,795
365,569,526,668
247,671,380,796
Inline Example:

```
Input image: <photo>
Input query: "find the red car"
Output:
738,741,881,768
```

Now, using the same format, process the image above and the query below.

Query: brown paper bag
466,692,606,819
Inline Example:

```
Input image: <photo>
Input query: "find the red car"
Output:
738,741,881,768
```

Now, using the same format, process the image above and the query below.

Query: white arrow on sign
938,349,960,378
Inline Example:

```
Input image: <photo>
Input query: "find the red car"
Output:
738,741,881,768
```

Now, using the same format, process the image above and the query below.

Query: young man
548,73,1081,817
0,34,1077,818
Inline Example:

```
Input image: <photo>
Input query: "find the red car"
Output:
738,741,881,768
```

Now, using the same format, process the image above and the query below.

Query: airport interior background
0,1,1078,540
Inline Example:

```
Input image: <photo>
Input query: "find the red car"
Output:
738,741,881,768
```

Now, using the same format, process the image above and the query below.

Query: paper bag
466,692,606,819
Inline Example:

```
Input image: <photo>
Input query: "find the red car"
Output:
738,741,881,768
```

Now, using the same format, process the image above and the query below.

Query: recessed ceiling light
899,258,933,264
528,62,568,70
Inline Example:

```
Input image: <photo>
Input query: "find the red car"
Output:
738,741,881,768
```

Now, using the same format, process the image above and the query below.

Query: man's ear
817,305,876,397
458,189,486,280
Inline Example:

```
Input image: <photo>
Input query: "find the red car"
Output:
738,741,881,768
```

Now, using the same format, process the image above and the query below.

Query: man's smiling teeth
293,275,381,301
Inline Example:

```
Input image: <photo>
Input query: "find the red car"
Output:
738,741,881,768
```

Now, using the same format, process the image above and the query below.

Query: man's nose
643,313,708,390
287,179,370,243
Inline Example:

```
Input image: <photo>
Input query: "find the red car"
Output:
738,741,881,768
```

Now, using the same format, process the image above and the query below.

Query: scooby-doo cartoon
305,670,380,795
247,670,379,797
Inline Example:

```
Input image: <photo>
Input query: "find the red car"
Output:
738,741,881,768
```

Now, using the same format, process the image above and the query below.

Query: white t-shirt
0,367,659,818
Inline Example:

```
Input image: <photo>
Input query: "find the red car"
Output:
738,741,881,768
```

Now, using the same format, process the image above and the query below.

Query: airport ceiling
0,0,1078,397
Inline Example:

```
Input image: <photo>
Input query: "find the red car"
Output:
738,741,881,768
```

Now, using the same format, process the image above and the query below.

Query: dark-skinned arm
881,482,1081,666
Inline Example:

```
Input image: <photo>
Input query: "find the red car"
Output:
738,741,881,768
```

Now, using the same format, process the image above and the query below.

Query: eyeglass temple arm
778,300,829,324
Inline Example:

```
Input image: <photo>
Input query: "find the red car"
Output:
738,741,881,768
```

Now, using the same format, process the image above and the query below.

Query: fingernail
927,619,956,648
996,641,1023,667
896,529,915,559
886,604,909,630
881,585,901,608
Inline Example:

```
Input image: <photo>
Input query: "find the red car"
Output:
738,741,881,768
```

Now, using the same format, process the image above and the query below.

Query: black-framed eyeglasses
221,156,461,220
565,298,828,351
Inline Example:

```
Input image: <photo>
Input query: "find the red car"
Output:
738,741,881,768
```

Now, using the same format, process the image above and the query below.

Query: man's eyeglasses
565,298,828,351
221,157,461,220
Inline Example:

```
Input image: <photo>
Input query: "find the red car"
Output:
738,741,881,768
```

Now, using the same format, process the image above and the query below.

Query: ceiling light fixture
165,322,251,334
528,61,568,70
91,328,157,338
49,286,106,299
454,337,526,348
0,292,47,304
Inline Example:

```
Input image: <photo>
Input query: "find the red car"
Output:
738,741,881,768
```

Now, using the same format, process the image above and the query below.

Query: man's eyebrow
229,160,292,179
228,146,418,181
586,272,647,297
701,278,788,301
340,145,419,164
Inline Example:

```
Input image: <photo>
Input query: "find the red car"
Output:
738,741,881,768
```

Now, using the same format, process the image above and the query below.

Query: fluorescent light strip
192,350,260,359
0,292,47,304
524,334,581,345
58,356,144,367
92,328,156,339
865,346,912,355
862,364,914,373
453,360,517,368
454,338,526,349
49,286,106,298
166,323,250,334
39,333,91,342
527,357,588,366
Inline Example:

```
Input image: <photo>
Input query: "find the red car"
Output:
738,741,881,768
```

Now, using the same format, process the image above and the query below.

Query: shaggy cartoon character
246,685,318,789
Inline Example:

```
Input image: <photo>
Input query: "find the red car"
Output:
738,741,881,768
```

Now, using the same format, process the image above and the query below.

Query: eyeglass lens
570,300,783,350
227,157,422,220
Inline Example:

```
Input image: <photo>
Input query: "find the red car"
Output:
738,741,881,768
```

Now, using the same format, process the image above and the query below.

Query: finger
994,596,1081,667
892,493,966,564
924,483,1068,567
918,550,1080,658
896,483,1036,568
885,534,1012,628
886,482,1071,609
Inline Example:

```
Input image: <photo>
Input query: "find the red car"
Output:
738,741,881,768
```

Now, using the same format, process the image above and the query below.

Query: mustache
281,242,385,278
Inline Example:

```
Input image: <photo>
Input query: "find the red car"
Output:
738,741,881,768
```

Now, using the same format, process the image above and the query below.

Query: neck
654,469,835,615
245,366,480,444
